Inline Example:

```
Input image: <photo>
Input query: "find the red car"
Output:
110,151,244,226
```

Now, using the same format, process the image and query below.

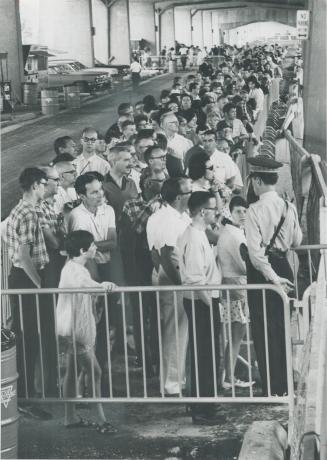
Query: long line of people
3,42,302,432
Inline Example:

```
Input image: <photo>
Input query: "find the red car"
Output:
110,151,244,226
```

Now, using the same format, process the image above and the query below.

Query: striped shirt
6,199,49,270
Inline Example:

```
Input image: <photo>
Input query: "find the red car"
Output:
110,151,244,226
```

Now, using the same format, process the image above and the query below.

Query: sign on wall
296,10,310,40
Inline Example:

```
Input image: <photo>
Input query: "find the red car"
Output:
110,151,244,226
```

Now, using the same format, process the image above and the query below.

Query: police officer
244,155,302,396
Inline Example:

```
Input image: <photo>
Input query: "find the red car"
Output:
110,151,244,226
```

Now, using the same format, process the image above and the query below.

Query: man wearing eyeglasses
35,166,65,396
73,127,110,177
6,168,50,406
177,191,224,425
53,161,78,215
161,113,193,168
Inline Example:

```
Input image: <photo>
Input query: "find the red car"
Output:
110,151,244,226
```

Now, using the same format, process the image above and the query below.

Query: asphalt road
1,74,174,219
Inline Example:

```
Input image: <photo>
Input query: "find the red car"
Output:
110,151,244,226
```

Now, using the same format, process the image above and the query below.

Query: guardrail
283,128,327,459
1,284,293,412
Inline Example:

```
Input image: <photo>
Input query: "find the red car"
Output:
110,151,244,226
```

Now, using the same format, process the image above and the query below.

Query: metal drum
1,329,19,459
41,89,59,116
168,60,177,73
64,86,80,109
23,83,38,105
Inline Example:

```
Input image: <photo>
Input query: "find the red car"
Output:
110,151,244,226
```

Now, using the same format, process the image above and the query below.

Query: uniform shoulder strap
265,200,289,255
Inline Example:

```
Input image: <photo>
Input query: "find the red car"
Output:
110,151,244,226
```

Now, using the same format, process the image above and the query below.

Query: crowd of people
3,42,303,432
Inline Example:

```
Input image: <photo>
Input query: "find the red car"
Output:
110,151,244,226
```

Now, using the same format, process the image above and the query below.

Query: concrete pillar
303,0,327,160
0,0,24,100
202,11,213,48
92,0,109,63
129,0,156,54
160,8,175,50
109,0,131,65
191,11,203,47
212,12,220,45
174,8,192,46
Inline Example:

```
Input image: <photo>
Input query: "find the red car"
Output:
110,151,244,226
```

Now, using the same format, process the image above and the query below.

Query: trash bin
23,82,38,106
41,89,59,116
168,60,177,73
1,329,19,459
64,86,81,109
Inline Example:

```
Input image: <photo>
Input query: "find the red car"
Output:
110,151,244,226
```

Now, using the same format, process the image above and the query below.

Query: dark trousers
184,298,221,416
131,72,141,89
8,267,44,398
42,252,65,396
246,254,293,396
94,262,114,395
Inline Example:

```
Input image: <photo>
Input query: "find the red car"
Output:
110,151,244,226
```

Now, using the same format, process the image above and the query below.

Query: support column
160,8,175,50
129,0,156,55
109,0,131,65
212,12,220,45
92,0,109,63
191,10,203,47
303,0,326,160
0,0,24,100
203,11,213,48
155,7,160,55
174,8,192,46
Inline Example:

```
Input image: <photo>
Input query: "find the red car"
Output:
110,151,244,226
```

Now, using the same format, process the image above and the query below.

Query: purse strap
265,200,289,255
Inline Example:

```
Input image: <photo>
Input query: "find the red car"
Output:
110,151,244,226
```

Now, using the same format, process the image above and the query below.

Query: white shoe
222,379,255,389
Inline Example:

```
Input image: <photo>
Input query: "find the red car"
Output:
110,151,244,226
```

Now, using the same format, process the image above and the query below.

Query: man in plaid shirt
6,167,50,402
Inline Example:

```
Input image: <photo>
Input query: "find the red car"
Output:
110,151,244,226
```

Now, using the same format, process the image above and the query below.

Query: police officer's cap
247,155,283,174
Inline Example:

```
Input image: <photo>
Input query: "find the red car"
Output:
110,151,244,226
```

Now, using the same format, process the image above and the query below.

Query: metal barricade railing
1,284,293,415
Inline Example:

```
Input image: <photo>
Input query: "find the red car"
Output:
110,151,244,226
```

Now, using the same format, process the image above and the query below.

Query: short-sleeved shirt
245,191,302,283
177,224,221,300
53,186,78,215
73,153,110,177
146,204,191,252
6,199,49,270
36,200,59,235
210,149,243,188
167,133,193,162
103,173,139,221
231,118,249,138
68,203,116,264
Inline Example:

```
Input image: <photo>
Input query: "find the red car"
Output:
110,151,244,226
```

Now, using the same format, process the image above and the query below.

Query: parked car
94,59,129,78
38,59,112,92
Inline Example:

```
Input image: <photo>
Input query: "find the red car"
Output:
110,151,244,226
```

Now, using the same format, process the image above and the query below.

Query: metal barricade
1,284,294,417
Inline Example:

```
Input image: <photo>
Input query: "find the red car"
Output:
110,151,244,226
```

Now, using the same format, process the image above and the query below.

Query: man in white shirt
146,177,192,396
53,161,78,215
68,172,117,394
130,57,142,88
161,112,193,168
73,127,111,177
177,191,224,425
202,130,243,191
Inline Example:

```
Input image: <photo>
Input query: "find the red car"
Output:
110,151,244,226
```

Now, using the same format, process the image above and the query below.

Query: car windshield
69,61,87,71
51,64,73,74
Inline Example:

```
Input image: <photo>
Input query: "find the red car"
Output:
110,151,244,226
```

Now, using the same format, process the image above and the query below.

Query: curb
238,421,288,460
1,72,170,135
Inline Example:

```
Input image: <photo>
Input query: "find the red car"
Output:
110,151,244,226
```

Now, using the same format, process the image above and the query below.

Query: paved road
1,74,175,218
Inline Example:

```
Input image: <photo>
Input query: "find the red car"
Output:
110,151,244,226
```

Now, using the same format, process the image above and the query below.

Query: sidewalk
18,399,287,459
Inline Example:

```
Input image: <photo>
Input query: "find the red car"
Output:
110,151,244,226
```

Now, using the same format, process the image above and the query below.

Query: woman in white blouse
247,76,265,121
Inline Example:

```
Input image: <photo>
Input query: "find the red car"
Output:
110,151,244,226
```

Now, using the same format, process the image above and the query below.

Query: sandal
65,417,93,428
96,421,118,434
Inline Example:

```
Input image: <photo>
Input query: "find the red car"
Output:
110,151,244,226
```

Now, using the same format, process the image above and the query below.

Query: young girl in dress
56,230,116,433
